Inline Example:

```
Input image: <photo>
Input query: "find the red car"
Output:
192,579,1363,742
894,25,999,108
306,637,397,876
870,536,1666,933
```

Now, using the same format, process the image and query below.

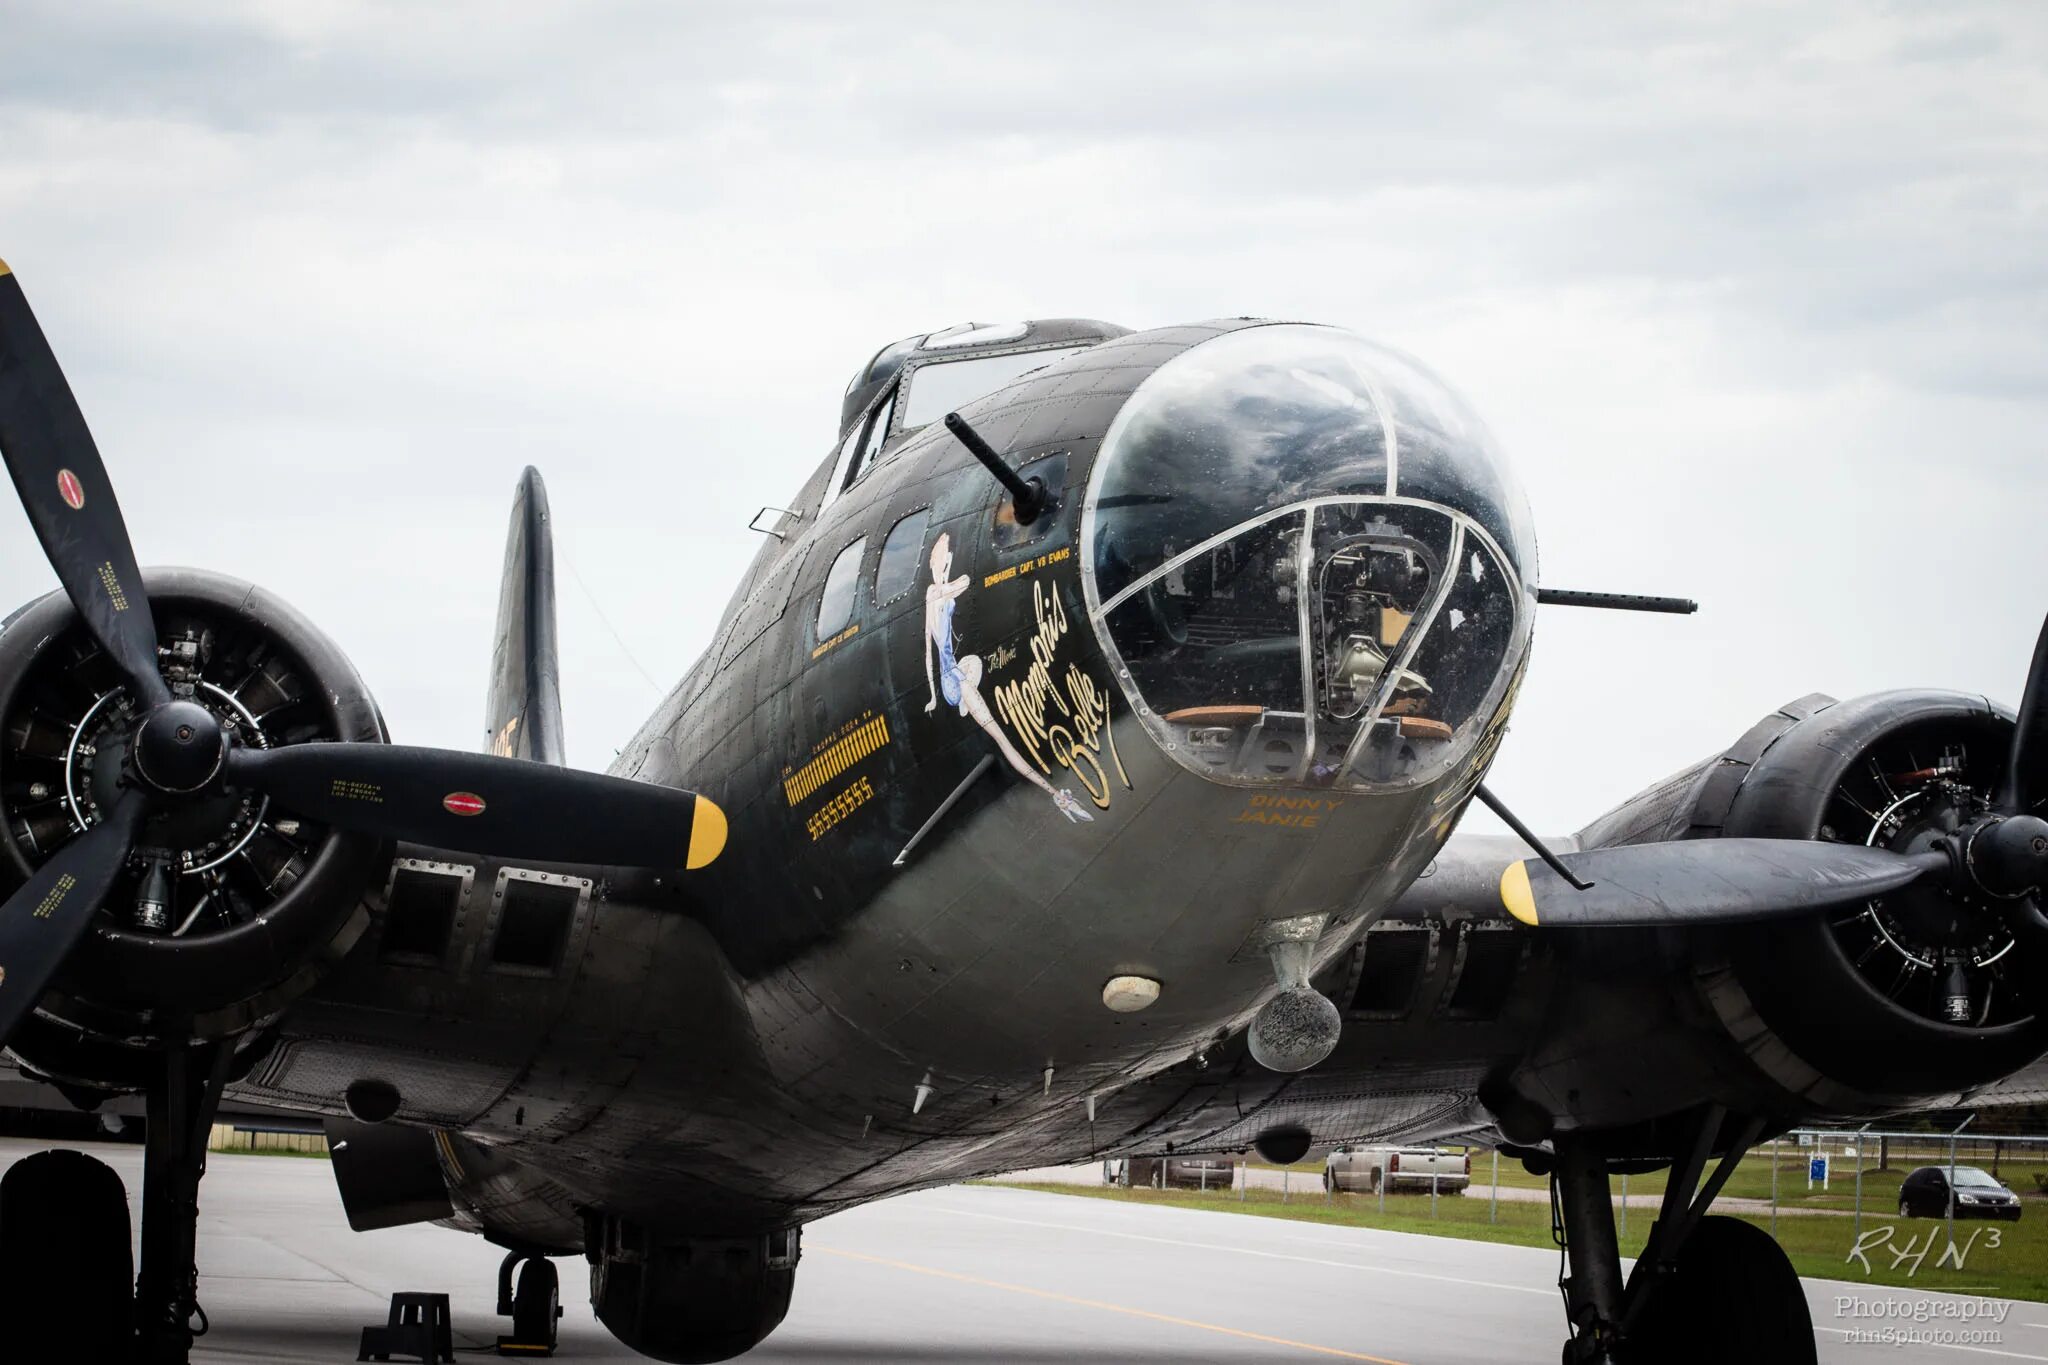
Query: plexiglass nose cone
1081,324,1536,796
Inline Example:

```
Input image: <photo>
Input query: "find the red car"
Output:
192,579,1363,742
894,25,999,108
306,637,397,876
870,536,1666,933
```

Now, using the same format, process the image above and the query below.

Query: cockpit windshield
1081,325,1534,794
899,346,1089,431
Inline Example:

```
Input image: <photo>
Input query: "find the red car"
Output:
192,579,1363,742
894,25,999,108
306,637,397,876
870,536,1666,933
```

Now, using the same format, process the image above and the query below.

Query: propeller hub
131,700,227,796
1968,814,2048,901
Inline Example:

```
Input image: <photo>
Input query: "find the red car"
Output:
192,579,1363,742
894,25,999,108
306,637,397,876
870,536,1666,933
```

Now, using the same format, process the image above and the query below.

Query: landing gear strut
1552,1107,1813,1365
134,1042,233,1365
1553,1137,1623,1358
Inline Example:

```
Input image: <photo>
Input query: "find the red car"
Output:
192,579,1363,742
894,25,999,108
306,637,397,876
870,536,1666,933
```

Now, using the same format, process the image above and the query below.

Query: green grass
1274,1144,2048,1212
996,1181,2048,1302
1480,1147,2048,1211
207,1137,331,1159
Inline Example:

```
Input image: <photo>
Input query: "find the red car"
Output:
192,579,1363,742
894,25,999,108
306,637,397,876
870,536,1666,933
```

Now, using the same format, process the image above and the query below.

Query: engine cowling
0,567,387,1084
1582,689,2048,1107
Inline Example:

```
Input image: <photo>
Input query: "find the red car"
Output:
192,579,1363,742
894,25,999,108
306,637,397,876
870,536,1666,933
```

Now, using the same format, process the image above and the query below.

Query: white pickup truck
1324,1146,1471,1194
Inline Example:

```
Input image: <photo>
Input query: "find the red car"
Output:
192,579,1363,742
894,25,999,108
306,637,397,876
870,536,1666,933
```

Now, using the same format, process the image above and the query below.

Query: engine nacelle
0,567,387,1086
1582,690,2048,1108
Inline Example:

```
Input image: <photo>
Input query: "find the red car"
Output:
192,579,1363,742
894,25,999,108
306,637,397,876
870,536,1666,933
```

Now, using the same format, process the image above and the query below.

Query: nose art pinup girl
923,532,1093,823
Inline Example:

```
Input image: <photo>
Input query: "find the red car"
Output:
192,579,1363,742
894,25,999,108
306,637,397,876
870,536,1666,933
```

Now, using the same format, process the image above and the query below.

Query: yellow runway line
811,1245,1415,1364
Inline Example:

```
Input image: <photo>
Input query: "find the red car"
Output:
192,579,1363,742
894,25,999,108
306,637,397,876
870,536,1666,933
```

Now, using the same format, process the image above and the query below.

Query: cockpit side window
849,383,898,486
820,382,898,515
820,421,866,513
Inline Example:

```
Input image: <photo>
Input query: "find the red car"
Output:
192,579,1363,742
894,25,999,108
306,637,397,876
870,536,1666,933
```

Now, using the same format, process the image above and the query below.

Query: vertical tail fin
485,467,565,764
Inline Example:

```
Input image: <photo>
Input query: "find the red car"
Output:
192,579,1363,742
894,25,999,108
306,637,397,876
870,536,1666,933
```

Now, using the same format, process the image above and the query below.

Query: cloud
0,0,2042,826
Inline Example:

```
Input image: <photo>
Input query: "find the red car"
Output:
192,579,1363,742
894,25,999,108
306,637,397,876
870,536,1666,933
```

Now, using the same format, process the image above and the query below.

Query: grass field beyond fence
206,1124,328,1158
999,1139,2048,1304
1486,1141,2048,1212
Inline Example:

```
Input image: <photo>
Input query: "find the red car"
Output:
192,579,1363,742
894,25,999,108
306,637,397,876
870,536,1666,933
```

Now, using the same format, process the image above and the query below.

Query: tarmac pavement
0,1139,2039,1364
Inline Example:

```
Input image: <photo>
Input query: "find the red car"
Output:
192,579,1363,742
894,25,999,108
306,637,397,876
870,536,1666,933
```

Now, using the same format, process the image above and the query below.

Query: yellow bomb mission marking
783,713,891,807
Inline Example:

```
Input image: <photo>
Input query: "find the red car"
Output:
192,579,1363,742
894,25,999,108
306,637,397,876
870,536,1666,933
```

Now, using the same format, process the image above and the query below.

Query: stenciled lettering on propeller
987,577,1133,815
33,873,77,920
96,561,129,612
922,532,1106,824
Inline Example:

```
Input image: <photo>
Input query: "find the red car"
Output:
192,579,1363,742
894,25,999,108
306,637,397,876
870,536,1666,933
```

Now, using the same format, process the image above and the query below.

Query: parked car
1103,1156,1237,1190
1325,1146,1471,1194
1896,1165,2023,1222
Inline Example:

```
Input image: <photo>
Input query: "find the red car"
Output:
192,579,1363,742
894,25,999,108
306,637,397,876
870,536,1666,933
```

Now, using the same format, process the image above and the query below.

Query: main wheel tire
512,1256,561,1348
1899,1197,1912,1218
1625,1215,1814,1365
0,1149,135,1363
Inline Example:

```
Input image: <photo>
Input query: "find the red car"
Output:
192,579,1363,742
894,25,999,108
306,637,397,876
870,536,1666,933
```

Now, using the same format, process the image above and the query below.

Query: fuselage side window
874,507,932,607
816,537,867,640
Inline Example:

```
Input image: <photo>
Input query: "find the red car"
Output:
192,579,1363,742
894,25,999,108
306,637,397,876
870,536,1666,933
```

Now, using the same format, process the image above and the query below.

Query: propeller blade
0,797,144,1042
223,743,727,869
0,262,165,707
1498,838,1945,928
2001,610,2048,812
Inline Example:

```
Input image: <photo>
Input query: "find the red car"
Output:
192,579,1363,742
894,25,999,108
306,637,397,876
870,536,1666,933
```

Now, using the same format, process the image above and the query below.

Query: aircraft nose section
1079,324,1536,794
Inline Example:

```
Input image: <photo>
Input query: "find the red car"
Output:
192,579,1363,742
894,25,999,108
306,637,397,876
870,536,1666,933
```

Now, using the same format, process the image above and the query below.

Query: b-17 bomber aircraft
0,263,2044,1365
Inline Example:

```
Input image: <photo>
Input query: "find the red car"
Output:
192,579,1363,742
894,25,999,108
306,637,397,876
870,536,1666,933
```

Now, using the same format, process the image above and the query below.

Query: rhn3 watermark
1838,1325,2007,1349
1834,1295,2011,1351
1834,1297,2012,1326
1843,1225,2003,1277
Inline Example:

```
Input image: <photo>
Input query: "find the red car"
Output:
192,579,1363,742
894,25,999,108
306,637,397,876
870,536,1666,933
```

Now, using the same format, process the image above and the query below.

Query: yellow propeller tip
686,793,728,870
1499,860,1539,926
0,259,12,276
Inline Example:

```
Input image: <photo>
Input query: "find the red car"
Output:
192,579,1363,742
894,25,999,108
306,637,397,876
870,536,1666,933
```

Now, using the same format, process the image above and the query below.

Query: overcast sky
2,1,2043,832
